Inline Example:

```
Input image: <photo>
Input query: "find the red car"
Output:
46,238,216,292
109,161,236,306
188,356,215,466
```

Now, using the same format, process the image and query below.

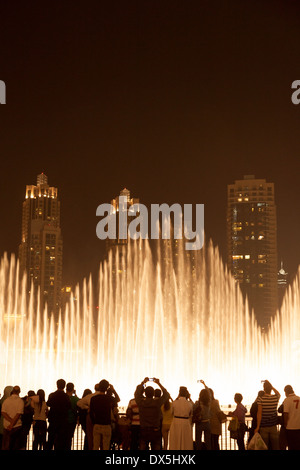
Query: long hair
37,389,45,411
199,388,210,406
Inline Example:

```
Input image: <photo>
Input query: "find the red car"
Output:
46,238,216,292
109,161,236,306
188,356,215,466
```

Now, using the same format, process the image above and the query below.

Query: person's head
234,393,243,404
144,386,155,398
37,389,45,401
154,389,161,398
284,385,294,396
200,388,211,406
28,390,35,397
66,382,75,394
11,386,21,396
263,381,272,394
56,379,66,390
95,383,100,391
83,388,92,398
98,379,109,393
257,390,264,400
179,386,189,398
3,386,13,398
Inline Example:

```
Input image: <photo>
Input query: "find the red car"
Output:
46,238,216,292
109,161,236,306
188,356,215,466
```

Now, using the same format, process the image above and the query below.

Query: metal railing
25,417,256,450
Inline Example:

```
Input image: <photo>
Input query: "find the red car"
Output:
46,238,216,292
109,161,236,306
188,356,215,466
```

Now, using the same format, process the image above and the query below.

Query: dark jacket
134,385,169,428
47,390,71,424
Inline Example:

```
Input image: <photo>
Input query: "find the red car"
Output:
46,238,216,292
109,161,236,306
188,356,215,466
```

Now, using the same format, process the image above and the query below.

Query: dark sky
1,0,300,287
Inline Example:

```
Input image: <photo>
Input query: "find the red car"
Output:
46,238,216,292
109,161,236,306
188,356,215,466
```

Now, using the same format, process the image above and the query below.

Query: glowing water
0,239,299,407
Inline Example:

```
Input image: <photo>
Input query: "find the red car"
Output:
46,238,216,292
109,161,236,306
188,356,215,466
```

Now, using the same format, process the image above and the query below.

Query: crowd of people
0,377,299,451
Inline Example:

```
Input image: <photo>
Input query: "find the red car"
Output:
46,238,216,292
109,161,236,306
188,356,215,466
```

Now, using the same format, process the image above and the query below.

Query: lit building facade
106,188,139,276
106,188,139,250
227,175,278,328
277,261,289,309
19,173,63,318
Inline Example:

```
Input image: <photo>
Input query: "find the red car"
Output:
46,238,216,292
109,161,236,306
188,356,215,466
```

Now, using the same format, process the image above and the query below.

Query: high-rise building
277,261,289,309
106,188,140,276
227,175,278,328
106,188,139,250
19,173,63,318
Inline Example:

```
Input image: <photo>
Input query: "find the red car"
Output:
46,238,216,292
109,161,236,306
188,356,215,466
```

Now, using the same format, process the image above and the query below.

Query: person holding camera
134,377,169,450
254,380,281,450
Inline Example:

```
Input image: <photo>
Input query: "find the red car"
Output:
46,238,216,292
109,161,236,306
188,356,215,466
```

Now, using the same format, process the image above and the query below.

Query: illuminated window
245,255,250,259
232,255,243,260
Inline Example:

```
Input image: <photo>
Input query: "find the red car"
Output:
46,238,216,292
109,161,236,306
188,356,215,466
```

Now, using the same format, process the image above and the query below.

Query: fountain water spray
0,239,299,407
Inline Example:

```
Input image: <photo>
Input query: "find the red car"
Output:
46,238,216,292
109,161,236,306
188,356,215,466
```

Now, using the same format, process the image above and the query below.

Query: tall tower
106,188,140,251
19,173,63,318
277,261,289,309
105,188,139,279
227,175,278,329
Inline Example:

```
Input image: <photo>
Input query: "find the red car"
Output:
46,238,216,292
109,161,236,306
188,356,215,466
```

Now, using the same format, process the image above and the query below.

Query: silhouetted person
169,386,193,450
248,390,264,444
126,397,140,450
255,380,280,450
283,385,300,450
46,379,71,450
135,377,169,450
228,393,247,450
78,388,92,450
20,390,35,449
66,382,79,449
30,389,48,450
194,387,211,450
89,379,119,450
1,386,24,450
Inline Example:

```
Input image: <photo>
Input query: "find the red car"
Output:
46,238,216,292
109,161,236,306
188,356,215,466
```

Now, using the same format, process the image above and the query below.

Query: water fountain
0,238,299,407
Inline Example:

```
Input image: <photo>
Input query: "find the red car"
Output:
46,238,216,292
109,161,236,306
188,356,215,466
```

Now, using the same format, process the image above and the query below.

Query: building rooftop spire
37,173,48,186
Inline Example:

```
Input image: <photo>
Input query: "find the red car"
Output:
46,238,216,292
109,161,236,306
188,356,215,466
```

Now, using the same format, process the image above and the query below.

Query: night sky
1,1,300,288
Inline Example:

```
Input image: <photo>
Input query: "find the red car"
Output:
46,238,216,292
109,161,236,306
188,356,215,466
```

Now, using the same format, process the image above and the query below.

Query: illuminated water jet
0,239,299,407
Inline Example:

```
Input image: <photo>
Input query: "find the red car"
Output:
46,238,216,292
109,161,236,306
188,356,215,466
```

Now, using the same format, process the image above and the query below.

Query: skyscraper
106,188,140,252
227,175,278,328
277,261,289,309
19,173,63,318
105,188,140,278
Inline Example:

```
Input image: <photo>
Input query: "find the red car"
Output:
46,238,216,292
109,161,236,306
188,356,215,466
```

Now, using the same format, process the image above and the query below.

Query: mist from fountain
0,238,299,407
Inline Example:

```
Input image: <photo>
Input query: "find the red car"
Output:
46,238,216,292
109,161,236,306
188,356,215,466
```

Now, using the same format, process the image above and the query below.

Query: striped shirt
257,393,280,427
127,399,140,426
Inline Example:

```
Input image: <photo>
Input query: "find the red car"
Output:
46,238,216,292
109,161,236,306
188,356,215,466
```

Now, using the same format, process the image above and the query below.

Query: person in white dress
168,386,194,450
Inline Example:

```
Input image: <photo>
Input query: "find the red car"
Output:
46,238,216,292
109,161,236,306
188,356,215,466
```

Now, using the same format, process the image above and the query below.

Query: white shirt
1,394,24,429
77,392,99,410
283,394,300,430
31,396,48,421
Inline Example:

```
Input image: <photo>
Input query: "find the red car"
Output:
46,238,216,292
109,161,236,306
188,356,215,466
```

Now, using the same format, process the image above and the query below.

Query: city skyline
1,1,300,290
1,158,299,293
4,171,298,303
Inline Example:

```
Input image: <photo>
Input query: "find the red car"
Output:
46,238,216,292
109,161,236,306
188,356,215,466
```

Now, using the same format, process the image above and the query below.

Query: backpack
228,416,240,439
